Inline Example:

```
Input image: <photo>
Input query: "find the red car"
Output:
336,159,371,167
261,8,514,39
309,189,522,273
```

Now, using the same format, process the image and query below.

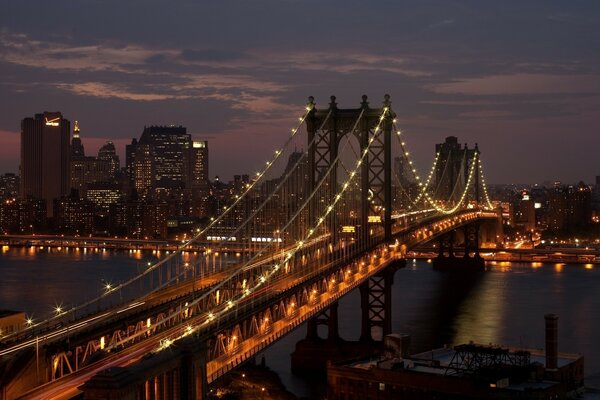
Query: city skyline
1,1,599,184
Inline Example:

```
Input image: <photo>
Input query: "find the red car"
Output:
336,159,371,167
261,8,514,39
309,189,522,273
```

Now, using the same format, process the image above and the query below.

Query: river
1,247,599,397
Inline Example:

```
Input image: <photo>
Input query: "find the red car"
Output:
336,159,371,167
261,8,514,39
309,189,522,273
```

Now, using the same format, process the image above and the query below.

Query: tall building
97,141,120,177
21,112,71,217
546,182,592,232
191,140,209,192
71,120,85,157
70,123,113,196
128,126,207,197
138,125,192,189
133,144,154,197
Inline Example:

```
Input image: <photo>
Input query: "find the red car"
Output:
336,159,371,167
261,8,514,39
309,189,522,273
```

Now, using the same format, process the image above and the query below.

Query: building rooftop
0,310,24,319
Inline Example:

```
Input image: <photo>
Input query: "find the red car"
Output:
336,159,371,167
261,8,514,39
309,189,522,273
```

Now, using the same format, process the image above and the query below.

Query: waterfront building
546,182,592,233
141,202,169,239
20,112,71,217
86,182,123,215
0,173,20,200
0,311,25,336
54,193,95,234
510,190,536,232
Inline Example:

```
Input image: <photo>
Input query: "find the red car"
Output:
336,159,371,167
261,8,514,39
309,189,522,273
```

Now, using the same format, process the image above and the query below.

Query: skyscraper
97,141,120,176
129,126,205,197
21,112,71,217
191,140,209,192
139,125,191,189
71,120,85,157
70,122,112,196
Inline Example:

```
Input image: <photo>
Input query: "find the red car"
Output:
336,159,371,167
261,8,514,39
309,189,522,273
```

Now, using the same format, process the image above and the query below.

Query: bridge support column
304,302,339,342
327,301,340,342
359,266,396,342
433,224,484,271
179,339,207,400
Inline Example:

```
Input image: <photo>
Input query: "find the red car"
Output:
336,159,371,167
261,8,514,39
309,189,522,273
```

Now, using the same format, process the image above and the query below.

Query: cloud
55,82,189,101
458,110,516,119
430,73,600,95
0,31,174,74
427,19,456,30
181,49,250,62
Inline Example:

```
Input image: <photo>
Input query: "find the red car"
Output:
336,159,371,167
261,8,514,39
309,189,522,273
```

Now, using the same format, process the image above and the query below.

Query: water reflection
452,265,507,345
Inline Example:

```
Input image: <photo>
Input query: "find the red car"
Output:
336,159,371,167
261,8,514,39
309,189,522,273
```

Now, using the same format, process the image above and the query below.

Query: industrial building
328,315,584,400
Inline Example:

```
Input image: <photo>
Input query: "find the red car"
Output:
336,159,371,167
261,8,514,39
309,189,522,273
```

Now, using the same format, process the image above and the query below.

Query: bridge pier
291,260,405,376
433,223,484,271
359,267,395,342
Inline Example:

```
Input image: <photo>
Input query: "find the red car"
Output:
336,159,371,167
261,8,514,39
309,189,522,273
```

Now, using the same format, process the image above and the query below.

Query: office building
97,141,120,177
138,125,192,189
191,140,209,192
20,112,71,217
128,126,208,200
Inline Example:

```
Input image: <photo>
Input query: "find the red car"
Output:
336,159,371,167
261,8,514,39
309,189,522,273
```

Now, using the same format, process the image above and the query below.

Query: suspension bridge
0,95,501,400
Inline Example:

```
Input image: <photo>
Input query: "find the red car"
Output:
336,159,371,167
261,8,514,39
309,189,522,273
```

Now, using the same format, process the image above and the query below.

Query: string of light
146,106,391,348
477,156,495,209
15,104,316,334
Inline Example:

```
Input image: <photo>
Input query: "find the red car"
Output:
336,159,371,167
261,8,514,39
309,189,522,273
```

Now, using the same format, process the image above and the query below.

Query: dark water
1,248,599,397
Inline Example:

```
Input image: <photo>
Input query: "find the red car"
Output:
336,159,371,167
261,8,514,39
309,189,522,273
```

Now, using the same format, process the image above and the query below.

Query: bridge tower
305,95,396,242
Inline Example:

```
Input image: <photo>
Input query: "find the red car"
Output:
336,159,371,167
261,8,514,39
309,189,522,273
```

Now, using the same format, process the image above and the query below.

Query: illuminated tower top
73,120,80,138
71,120,85,157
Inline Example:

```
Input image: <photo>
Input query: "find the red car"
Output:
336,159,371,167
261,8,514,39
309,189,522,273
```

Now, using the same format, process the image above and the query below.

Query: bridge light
55,306,63,315
26,317,34,326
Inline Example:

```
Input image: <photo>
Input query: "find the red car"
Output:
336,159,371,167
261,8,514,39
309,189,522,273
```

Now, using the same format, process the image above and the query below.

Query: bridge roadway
8,209,499,399
0,234,331,356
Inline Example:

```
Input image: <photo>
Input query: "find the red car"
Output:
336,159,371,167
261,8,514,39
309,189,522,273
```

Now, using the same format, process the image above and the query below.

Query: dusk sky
1,1,599,184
